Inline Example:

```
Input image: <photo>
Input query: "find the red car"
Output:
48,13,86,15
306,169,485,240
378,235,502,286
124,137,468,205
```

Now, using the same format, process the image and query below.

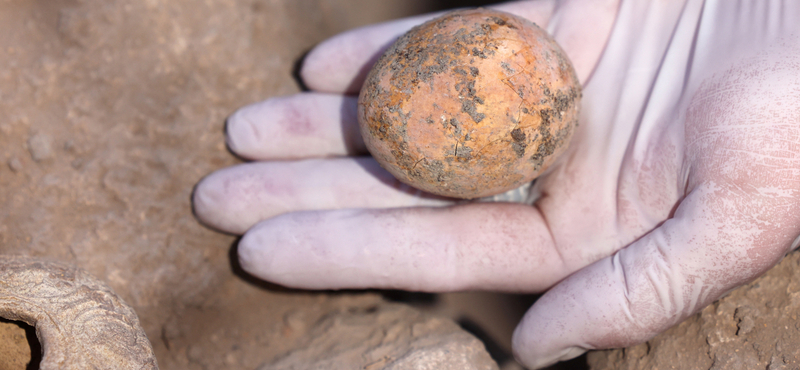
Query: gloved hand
193,0,800,368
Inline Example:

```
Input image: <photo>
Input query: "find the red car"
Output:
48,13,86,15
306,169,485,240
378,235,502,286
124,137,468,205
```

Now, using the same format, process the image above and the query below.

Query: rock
263,302,499,370
7,157,22,172
27,134,53,162
588,250,800,370
0,255,158,370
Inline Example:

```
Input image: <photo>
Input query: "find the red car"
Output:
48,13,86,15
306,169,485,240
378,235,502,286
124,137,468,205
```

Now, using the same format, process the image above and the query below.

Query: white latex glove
193,0,800,368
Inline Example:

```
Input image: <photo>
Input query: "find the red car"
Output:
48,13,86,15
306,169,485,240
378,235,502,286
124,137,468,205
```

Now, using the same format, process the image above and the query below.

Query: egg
358,8,580,199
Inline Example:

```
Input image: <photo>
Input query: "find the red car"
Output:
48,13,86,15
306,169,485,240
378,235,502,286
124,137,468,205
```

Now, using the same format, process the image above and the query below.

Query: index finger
300,1,556,94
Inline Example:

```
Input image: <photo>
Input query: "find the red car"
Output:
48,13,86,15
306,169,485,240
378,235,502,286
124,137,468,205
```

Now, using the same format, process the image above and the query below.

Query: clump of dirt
588,250,800,370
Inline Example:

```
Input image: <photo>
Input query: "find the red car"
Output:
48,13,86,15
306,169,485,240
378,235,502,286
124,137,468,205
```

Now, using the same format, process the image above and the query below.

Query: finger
192,157,451,234
300,1,556,94
226,93,365,160
511,184,799,369
299,14,433,94
237,202,570,293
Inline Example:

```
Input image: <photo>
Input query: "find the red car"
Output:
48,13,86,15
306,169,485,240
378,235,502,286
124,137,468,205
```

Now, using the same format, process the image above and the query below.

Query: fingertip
301,37,385,94
299,36,357,93
510,324,530,365
236,212,335,289
511,323,587,369
192,174,223,230
237,221,272,278
191,169,252,235
299,16,431,94
225,104,263,160
511,319,543,368
511,295,590,369
297,47,324,92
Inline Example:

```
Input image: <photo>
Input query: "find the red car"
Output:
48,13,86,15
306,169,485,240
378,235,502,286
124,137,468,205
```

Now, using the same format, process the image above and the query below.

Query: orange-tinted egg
359,8,580,199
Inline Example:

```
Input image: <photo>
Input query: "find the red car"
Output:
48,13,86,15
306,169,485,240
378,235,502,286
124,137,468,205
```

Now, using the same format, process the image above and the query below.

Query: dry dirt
0,0,530,369
0,319,32,370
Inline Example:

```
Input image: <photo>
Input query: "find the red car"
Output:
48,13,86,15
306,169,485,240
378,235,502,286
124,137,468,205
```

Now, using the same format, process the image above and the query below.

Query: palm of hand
193,1,800,368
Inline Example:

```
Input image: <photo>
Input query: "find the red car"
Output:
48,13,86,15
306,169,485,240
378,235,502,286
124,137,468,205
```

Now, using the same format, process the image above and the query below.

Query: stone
0,255,158,370
27,134,53,162
7,157,22,172
263,302,499,370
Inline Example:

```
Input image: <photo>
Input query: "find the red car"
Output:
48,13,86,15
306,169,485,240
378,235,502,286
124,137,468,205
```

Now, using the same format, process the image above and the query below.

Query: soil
588,249,800,370
0,0,528,369
0,320,32,370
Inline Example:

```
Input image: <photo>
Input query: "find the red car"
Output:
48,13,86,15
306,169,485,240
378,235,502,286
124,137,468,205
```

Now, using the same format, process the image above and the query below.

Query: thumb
512,183,798,369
